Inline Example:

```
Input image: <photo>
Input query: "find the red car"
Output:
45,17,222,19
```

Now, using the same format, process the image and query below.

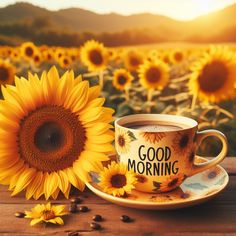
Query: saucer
86,157,229,210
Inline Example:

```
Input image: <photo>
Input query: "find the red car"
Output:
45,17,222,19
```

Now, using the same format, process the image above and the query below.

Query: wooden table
0,157,235,236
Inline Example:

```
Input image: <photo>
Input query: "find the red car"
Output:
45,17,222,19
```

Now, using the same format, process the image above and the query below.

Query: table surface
0,157,235,236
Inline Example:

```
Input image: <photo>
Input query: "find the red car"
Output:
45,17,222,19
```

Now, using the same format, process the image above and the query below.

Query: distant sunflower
124,50,143,71
170,49,185,64
112,68,134,91
32,53,42,67
25,202,68,226
98,162,137,197
0,59,16,86
58,55,72,69
189,46,236,103
20,42,38,61
10,48,21,62
54,48,65,61
80,40,108,72
161,53,171,65
138,59,169,90
0,66,114,200
42,49,54,62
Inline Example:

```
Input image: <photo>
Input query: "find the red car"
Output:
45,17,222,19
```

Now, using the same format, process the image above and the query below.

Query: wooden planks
0,158,235,236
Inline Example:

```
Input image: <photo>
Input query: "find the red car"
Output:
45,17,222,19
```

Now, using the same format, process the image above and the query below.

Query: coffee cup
114,114,228,193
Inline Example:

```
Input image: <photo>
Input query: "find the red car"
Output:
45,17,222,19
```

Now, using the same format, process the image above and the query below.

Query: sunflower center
130,56,141,67
198,61,228,92
174,52,183,61
42,210,55,220
25,47,34,57
145,67,161,83
18,106,86,172
63,59,69,65
168,178,178,187
118,135,125,147
117,75,127,85
179,134,189,148
111,174,127,188
0,67,9,81
89,49,103,65
34,56,40,62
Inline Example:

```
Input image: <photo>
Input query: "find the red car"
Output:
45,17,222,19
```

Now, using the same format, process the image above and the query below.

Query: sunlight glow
0,0,235,21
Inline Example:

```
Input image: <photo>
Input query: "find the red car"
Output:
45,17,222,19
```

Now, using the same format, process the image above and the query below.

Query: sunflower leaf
128,130,137,141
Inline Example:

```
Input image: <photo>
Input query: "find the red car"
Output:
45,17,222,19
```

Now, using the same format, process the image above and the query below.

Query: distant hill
0,2,236,45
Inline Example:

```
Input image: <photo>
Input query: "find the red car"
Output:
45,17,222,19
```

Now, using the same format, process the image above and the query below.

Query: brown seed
120,215,131,222
70,197,82,204
93,214,103,222
68,232,79,236
69,203,78,213
90,222,101,230
79,206,89,212
15,212,25,218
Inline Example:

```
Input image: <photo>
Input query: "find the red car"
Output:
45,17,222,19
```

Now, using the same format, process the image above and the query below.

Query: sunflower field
0,40,236,156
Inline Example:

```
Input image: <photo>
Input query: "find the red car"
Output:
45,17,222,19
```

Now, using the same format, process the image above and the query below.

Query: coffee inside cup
123,120,189,132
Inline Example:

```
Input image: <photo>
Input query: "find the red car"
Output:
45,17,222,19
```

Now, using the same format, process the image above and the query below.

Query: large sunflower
138,59,169,90
80,40,108,72
189,46,236,103
112,68,134,91
0,59,16,86
0,66,114,200
20,42,38,61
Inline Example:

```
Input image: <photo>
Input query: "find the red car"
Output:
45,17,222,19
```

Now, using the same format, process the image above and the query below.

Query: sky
0,0,236,21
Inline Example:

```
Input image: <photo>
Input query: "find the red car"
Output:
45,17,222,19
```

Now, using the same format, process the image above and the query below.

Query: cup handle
191,129,228,175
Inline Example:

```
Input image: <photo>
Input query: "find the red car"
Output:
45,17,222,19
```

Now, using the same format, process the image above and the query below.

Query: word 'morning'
128,159,179,176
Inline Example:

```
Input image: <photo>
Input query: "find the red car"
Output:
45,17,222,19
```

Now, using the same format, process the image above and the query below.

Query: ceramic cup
114,114,228,193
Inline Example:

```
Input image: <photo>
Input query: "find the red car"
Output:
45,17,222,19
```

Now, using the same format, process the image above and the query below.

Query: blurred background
1,0,236,46
0,0,235,156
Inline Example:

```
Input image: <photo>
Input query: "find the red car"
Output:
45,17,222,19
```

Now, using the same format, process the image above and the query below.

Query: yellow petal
87,85,101,101
44,172,59,200
64,167,85,191
25,172,43,200
58,170,69,194
11,168,36,196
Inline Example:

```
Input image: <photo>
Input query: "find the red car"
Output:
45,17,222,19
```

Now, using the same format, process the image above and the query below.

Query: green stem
146,89,153,113
98,70,104,90
125,87,130,102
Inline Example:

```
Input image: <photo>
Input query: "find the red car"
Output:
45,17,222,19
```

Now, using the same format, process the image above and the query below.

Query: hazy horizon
1,0,236,21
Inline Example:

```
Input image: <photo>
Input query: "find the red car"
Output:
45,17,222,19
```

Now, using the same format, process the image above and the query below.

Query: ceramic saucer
86,157,229,210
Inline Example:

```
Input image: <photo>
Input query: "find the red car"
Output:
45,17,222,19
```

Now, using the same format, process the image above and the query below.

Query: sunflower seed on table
120,215,132,222
90,222,101,230
93,214,103,222
79,205,89,212
70,197,82,204
14,212,25,218
69,203,78,213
